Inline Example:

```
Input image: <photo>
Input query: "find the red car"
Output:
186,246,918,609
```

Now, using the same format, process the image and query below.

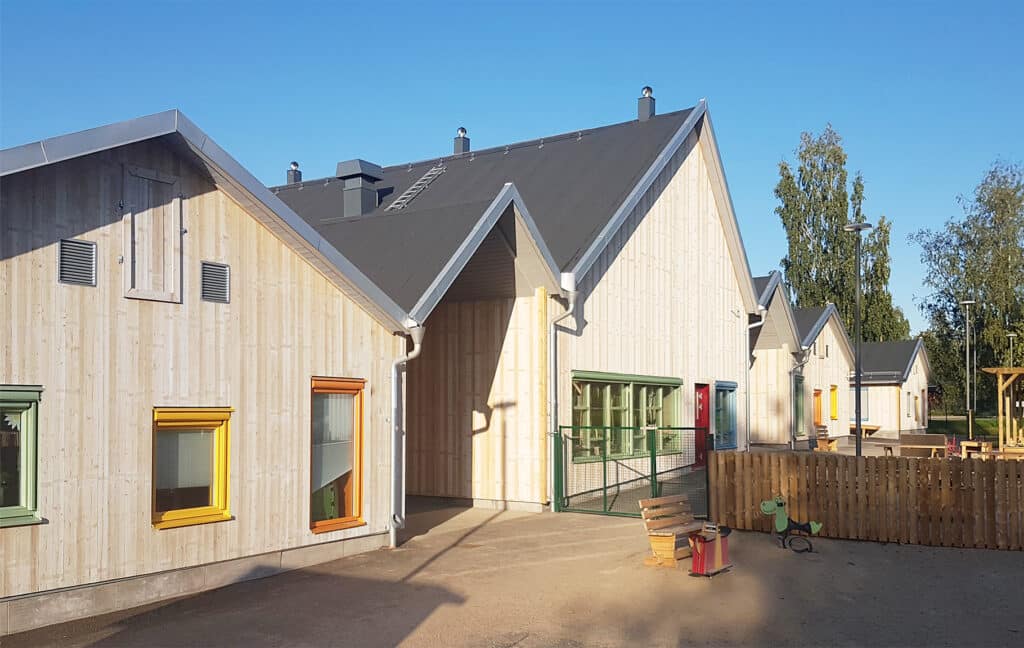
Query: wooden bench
639,494,704,567
899,433,948,458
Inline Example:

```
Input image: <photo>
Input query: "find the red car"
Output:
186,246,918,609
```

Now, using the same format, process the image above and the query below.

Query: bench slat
638,494,690,508
644,515,696,531
641,502,691,519
647,521,704,537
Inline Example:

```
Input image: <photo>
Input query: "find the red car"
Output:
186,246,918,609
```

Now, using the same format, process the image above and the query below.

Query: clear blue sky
3,1,1021,332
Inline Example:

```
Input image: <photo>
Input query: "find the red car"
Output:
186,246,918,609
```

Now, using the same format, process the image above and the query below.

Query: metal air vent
58,239,97,286
200,261,230,304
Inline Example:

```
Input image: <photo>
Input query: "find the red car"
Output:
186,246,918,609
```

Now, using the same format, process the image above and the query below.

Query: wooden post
999,373,1005,450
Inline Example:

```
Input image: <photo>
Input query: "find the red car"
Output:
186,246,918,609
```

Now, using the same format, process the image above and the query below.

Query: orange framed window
152,407,232,530
813,390,823,427
829,385,838,420
310,377,365,534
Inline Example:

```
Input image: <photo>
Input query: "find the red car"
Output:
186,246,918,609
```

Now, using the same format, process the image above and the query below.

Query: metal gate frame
553,426,711,518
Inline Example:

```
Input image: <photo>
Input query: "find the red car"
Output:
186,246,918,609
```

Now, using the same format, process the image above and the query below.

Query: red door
695,383,710,467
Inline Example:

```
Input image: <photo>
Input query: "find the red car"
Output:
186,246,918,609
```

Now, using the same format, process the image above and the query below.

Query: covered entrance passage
403,195,560,513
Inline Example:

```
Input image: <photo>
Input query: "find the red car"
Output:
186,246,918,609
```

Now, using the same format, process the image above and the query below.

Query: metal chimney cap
641,86,653,98
290,161,299,170
457,127,467,138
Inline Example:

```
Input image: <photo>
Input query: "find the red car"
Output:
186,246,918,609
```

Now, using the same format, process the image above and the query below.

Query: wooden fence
708,451,1024,550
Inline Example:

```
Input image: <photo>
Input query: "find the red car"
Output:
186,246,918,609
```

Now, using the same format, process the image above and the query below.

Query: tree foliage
775,126,910,341
910,161,1024,413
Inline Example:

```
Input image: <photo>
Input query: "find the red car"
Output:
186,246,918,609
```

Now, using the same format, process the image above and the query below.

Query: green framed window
1,385,42,527
570,372,682,462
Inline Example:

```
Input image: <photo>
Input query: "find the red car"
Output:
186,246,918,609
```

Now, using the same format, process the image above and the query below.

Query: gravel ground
8,501,1024,647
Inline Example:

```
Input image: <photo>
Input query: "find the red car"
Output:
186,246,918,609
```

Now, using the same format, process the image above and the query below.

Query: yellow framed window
829,385,838,420
310,377,365,534
152,407,232,530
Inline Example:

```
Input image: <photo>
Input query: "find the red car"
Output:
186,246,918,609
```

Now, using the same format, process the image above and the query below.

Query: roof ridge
271,107,695,191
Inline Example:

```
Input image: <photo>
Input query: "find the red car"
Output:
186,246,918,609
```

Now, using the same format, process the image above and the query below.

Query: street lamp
960,299,976,440
1010,332,1018,368
844,221,872,457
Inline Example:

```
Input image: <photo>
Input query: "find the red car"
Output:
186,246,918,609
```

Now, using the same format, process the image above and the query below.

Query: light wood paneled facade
799,316,854,439
0,140,403,598
556,128,749,446
750,290,800,445
405,121,753,507
406,293,547,506
860,350,930,438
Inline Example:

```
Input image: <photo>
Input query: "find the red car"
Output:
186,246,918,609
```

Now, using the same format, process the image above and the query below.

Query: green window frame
1,385,42,527
570,372,682,462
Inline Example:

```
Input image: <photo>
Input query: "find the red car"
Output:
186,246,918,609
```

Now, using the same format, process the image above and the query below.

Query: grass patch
927,417,998,438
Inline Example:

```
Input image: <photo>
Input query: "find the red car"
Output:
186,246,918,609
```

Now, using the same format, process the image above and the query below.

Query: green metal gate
553,426,710,517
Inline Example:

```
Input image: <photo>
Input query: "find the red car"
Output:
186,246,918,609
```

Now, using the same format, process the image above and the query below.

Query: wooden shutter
123,165,182,302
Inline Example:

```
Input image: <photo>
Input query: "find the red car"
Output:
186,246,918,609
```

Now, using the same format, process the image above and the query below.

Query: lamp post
960,299,976,440
1009,332,1018,368
844,221,872,457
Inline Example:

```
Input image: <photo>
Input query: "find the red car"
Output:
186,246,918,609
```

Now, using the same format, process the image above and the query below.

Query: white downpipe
745,307,767,451
390,325,425,549
789,350,811,450
547,273,578,508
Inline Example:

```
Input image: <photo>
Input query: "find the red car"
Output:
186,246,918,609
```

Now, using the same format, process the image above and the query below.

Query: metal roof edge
802,304,855,365
1,110,414,332
504,183,562,291
757,270,783,307
172,111,413,332
699,107,759,313
408,182,557,323
569,100,707,282
1,110,179,176
901,338,928,382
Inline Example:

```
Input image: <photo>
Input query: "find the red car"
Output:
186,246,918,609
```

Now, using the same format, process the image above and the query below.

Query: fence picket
985,459,997,549
996,459,1008,550
1010,461,1021,550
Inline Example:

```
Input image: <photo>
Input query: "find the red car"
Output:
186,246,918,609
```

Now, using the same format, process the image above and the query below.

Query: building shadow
5,567,464,648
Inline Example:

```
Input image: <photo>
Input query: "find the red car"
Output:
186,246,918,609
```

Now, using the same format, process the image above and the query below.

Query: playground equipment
760,496,822,553
983,368,1024,455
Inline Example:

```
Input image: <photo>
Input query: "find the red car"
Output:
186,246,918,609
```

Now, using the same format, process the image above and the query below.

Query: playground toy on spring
760,496,823,553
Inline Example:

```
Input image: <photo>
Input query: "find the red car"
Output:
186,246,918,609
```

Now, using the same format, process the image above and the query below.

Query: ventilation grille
58,239,97,286
201,262,230,304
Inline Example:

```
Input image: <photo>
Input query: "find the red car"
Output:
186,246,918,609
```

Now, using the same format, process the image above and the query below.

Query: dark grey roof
793,306,830,345
860,340,922,383
753,275,772,299
273,109,695,313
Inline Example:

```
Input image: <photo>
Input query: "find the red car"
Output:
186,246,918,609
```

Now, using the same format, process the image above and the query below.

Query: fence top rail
558,425,709,432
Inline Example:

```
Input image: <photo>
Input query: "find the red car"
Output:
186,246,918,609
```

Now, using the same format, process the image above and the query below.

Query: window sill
153,512,234,530
0,515,45,529
311,517,366,534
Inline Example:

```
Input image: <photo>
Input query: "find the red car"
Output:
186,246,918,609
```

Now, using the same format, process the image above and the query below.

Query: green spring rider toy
759,496,822,553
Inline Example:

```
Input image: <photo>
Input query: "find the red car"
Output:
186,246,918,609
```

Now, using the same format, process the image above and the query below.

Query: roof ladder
385,164,446,211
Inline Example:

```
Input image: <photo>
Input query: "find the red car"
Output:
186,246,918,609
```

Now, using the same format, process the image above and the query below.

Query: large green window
1,385,42,528
570,372,682,462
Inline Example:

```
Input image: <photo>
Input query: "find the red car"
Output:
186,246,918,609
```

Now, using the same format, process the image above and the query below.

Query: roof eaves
407,182,559,323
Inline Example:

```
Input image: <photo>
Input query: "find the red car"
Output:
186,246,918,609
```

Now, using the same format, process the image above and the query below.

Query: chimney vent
336,159,384,218
286,161,302,184
454,127,470,155
638,86,655,122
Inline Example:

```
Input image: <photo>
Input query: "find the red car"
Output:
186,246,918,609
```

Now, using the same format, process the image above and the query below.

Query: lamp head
843,222,873,233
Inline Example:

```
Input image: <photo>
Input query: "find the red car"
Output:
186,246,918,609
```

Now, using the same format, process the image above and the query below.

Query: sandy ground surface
8,500,1024,647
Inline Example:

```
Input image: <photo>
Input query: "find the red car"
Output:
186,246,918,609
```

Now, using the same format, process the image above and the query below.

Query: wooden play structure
983,367,1024,457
